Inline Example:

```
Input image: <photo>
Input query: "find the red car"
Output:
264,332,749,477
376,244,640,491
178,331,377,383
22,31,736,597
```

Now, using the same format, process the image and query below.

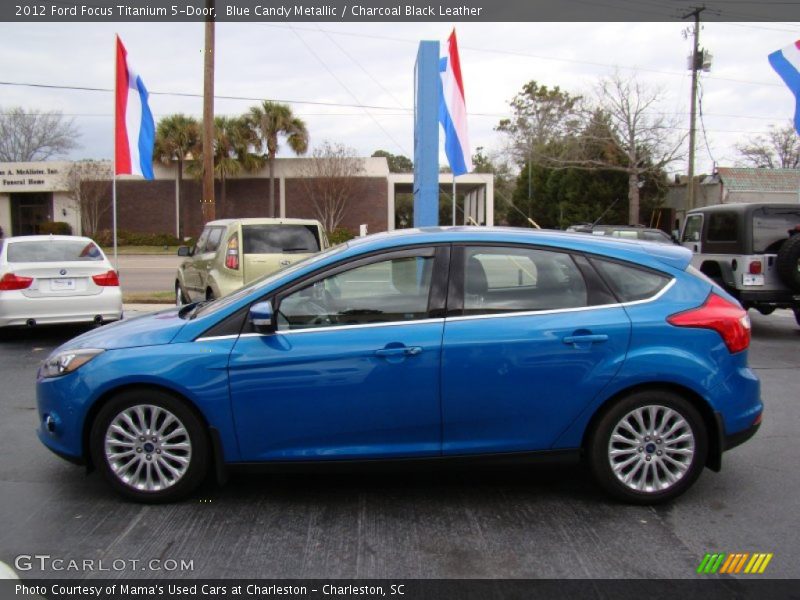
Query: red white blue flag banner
768,40,800,135
439,29,472,176
115,35,155,179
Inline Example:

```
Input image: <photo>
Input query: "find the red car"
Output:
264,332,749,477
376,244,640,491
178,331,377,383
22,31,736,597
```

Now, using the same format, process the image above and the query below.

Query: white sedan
0,235,122,328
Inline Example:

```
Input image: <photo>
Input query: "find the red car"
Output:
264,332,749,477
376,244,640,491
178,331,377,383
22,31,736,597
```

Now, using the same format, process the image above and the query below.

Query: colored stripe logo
697,552,773,574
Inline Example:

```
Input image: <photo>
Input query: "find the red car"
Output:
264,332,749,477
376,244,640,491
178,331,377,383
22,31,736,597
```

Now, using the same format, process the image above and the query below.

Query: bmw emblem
59,269,67,275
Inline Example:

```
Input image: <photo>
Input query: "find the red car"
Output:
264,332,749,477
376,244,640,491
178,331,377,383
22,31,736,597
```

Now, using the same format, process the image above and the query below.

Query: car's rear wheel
794,307,800,327
588,390,707,504
205,288,215,301
90,389,208,502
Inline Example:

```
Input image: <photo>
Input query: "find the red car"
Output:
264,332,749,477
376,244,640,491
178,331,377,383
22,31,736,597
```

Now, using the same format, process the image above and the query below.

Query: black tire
587,389,708,504
175,281,189,306
776,234,800,292
90,389,209,502
205,288,215,301
794,307,800,327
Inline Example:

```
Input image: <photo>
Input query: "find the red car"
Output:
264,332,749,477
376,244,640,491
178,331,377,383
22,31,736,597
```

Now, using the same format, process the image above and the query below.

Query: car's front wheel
588,390,707,504
90,390,208,502
175,282,189,306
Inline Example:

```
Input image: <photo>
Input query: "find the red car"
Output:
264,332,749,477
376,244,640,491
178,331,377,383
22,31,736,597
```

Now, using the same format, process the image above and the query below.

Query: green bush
39,221,73,235
327,227,356,246
91,229,193,247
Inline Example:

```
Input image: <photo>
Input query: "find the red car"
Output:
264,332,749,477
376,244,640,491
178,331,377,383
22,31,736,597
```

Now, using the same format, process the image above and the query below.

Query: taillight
92,270,120,287
225,234,239,270
0,273,33,291
667,293,750,353
748,261,762,274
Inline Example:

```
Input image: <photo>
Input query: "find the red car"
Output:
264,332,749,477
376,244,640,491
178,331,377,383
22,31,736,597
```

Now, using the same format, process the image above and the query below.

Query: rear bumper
736,289,800,307
0,288,122,327
723,419,761,451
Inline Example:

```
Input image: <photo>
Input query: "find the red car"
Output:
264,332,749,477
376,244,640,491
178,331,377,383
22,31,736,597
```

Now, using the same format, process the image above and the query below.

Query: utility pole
201,0,216,222
683,6,705,212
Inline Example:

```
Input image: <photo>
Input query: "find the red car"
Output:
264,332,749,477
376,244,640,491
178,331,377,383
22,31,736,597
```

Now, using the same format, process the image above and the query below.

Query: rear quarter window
753,208,800,253
591,258,671,302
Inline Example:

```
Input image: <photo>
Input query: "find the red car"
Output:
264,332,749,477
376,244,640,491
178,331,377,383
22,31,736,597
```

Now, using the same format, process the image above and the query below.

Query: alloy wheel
607,404,696,493
104,404,192,492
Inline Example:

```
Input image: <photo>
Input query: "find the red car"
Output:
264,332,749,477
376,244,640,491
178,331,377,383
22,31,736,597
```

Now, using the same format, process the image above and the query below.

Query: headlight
40,348,104,378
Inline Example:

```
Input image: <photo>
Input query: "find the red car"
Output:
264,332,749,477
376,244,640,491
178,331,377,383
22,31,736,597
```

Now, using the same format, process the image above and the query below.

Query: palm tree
154,114,200,238
248,101,309,217
189,116,263,218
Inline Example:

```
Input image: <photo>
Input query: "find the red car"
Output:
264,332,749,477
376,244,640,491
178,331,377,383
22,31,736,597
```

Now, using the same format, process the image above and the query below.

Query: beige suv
175,218,328,304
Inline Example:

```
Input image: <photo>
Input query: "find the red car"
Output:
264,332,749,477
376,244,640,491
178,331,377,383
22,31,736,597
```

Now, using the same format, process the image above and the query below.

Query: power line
286,24,410,155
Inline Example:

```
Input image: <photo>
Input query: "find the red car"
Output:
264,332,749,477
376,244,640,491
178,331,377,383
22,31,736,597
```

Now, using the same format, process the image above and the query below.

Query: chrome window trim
194,278,675,342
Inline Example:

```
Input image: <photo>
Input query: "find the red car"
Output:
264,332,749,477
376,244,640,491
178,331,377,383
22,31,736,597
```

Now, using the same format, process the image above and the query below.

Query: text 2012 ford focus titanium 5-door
36,228,762,504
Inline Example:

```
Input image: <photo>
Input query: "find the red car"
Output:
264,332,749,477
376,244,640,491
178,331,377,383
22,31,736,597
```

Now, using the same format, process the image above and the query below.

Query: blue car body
36,228,762,477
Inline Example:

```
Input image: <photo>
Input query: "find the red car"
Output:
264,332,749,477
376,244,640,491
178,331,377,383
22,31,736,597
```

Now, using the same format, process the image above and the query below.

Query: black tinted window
7,240,104,263
463,247,588,314
753,208,800,253
707,212,738,242
592,258,670,302
243,225,321,254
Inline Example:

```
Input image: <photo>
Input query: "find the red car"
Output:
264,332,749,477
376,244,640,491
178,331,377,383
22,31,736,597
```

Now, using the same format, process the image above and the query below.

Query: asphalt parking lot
0,310,797,580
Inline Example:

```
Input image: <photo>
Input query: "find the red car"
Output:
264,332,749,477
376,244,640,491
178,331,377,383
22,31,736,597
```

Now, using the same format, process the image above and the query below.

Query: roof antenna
592,197,621,228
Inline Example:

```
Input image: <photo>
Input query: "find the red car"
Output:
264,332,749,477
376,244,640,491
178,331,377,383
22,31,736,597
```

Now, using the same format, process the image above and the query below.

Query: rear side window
707,212,738,242
243,225,321,254
7,240,103,263
752,208,800,253
462,247,588,314
591,258,670,302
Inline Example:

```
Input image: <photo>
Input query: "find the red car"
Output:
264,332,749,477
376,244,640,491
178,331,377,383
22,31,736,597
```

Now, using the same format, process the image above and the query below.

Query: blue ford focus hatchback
36,228,761,503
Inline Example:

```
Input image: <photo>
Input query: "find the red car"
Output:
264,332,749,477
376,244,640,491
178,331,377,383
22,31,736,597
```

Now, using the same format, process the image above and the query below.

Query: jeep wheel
794,307,800,327
776,235,800,292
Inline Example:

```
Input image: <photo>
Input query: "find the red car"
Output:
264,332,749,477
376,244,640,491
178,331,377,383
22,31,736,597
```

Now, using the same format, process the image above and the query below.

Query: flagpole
452,175,457,225
112,35,118,271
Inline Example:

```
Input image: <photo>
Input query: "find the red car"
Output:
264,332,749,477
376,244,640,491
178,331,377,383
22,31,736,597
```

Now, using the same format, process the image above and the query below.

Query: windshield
7,240,104,263
189,243,348,319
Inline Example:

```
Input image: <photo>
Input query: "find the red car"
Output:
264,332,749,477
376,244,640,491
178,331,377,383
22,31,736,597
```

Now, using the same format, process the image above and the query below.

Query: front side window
462,247,588,315
682,215,703,243
7,240,103,263
277,255,434,331
194,228,210,255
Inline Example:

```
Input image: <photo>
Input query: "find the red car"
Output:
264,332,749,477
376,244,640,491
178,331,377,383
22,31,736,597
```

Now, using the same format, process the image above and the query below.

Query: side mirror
249,301,276,333
177,246,192,257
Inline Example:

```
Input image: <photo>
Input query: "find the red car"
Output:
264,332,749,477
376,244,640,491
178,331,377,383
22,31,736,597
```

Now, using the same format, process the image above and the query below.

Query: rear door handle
562,334,609,345
375,346,422,357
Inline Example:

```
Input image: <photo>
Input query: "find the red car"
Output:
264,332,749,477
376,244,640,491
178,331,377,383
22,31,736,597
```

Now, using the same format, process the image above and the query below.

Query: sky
2,19,800,176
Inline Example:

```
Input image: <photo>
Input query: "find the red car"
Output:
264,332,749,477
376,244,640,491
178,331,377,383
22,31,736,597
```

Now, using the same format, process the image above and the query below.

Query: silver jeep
680,203,800,326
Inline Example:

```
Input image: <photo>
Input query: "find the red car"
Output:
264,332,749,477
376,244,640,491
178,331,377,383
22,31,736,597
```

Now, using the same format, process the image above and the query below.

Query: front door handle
562,334,609,345
375,346,422,358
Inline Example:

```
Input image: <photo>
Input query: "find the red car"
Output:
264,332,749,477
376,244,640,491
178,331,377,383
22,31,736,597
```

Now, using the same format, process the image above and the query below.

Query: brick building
0,157,495,239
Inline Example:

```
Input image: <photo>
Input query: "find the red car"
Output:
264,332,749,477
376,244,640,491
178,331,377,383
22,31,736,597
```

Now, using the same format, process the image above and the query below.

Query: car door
195,226,225,298
182,227,210,300
228,246,449,461
440,244,631,455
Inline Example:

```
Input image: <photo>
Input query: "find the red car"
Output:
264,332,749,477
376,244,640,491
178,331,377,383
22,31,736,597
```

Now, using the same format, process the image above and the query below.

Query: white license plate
743,274,764,286
50,278,76,291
